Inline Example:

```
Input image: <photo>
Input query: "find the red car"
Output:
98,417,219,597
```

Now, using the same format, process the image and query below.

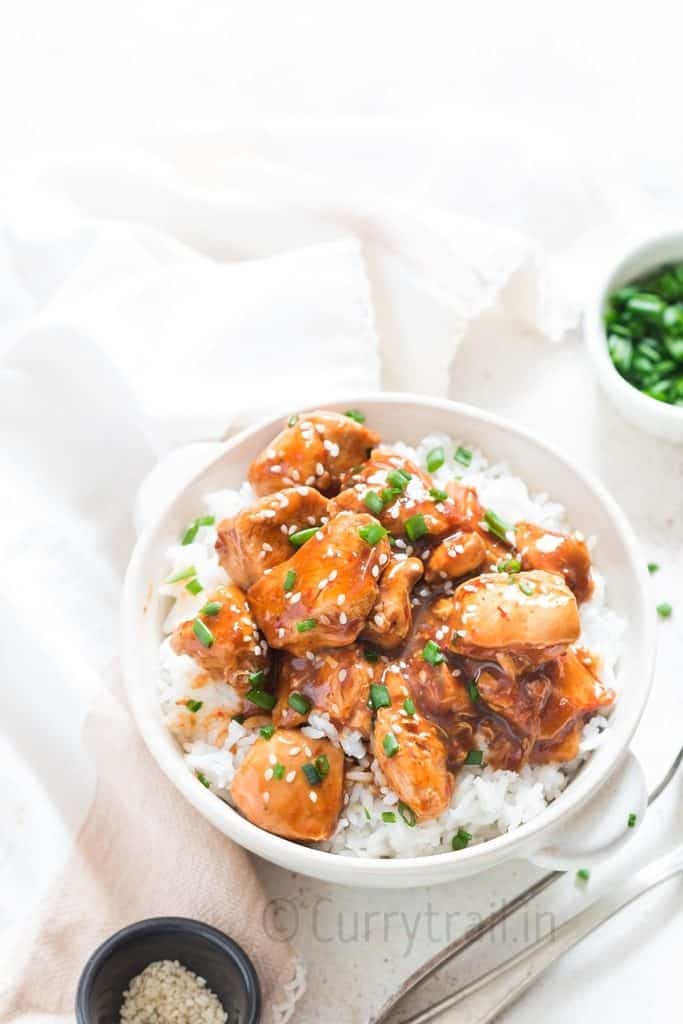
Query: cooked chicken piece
529,647,615,764
248,511,391,653
516,521,594,604
399,655,476,766
373,669,454,821
231,730,344,841
215,486,329,589
441,570,580,666
424,530,487,582
475,716,525,771
330,450,467,543
274,646,376,736
170,585,270,695
474,666,551,759
248,410,380,497
363,556,423,649
445,481,511,565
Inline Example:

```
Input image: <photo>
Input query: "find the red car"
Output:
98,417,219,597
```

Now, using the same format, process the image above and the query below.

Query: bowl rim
584,227,683,422
121,392,656,877
75,915,261,1024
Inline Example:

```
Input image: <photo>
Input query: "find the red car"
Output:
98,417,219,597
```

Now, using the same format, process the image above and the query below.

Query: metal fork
372,745,683,1024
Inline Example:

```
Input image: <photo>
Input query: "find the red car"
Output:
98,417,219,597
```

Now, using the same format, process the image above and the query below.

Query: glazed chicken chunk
170,584,270,694
231,730,344,841
274,646,376,736
424,530,487,582
215,486,329,589
363,556,423,649
248,410,380,497
442,570,580,666
516,521,594,604
248,511,391,653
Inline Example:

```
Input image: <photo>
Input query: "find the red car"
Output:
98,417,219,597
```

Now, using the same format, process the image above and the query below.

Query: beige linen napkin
0,667,304,1024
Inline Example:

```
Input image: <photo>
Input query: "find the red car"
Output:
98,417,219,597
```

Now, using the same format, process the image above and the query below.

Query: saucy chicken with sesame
167,409,615,844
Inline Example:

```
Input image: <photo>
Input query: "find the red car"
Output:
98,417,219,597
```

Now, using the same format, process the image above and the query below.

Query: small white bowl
121,394,655,888
584,230,683,442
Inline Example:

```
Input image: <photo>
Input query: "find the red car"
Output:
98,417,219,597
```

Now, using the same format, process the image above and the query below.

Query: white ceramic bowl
121,394,655,888
584,229,683,442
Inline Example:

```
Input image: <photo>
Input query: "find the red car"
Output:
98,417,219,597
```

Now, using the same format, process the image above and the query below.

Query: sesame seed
265,768,274,781
379,553,388,566
336,593,346,605
371,565,379,578
339,669,347,682
270,465,282,474
304,746,312,756
289,746,301,756
286,771,296,783
263,791,270,804
339,612,348,625
309,791,318,803
329,569,338,581
315,462,325,476
268,753,277,765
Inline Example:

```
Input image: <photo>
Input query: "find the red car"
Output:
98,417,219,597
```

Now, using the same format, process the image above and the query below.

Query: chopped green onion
426,446,445,473
181,516,215,545
249,670,266,686
518,578,536,596
288,414,299,427
288,691,311,715
403,698,416,716
398,802,417,827
192,618,214,648
657,602,673,619
429,487,448,502
405,513,428,542
647,562,659,574
370,684,391,709
483,508,514,545
232,714,245,724
363,807,371,821
345,409,366,424
497,558,521,574
273,763,285,780
452,827,472,851
358,522,387,546
259,725,275,740
185,699,203,713
290,526,320,548
464,750,483,766
386,468,411,491
381,486,401,505
283,569,297,592
246,688,276,710
296,618,317,633
576,868,590,882
626,293,666,320
302,763,322,786
383,732,399,757
363,491,385,516
185,578,203,595
315,755,330,778
364,647,380,662
196,771,211,789
422,640,445,665
628,812,637,828
199,601,222,616
468,682,479,703
382,811,397,823
165,565,197,584
454,446,473,467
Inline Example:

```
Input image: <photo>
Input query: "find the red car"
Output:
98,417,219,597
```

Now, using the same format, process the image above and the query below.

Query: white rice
157,433,625,858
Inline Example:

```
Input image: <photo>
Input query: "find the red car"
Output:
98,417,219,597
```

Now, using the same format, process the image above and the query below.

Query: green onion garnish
422,639,445,665
364,647,380,662
199,601,222,616
429,487,448,502
283,569,297,592
246,688,276,710
232,714,245,724
185,578,203,595
426,446,445,473
386,468,411,491
181,516,215,545
383,732,399,757
288,691,311,715
647,562,660,574
302,763,322,786
468,682,479,703
628,812,637,828
345,409,366,424
370,684,391,709
657,602,673,619
498,558,521,574
464,750,483,766
363,807,371,820
454,446,472,467
185,699,203,713
403,698,416,716
358,522,387,546
518,578,536,596
196,771,211,789
576,868,590,882
315,755,330,778
290,526,320,548
363,491,385,516
249,670,266,686
165,565,197,584
288,414,299,427
382,811,397,823
483,508,514,545
260,725,275,740
296,618,317,633
381,486,401,505
398,802,417,827
452,827,472,851
273,763,285,780
405,513,428,542
192,619,214,647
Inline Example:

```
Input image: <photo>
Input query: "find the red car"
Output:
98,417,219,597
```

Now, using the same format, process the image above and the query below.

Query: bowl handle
134,443,226,536
527,751,647,869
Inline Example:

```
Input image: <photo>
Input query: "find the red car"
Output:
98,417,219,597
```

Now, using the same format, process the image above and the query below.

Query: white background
2,3,682,1021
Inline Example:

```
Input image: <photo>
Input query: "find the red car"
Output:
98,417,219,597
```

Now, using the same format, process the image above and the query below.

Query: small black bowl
75,917,261,1024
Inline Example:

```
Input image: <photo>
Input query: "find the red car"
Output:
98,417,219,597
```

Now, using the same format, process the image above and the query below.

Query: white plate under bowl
121,394,655,888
